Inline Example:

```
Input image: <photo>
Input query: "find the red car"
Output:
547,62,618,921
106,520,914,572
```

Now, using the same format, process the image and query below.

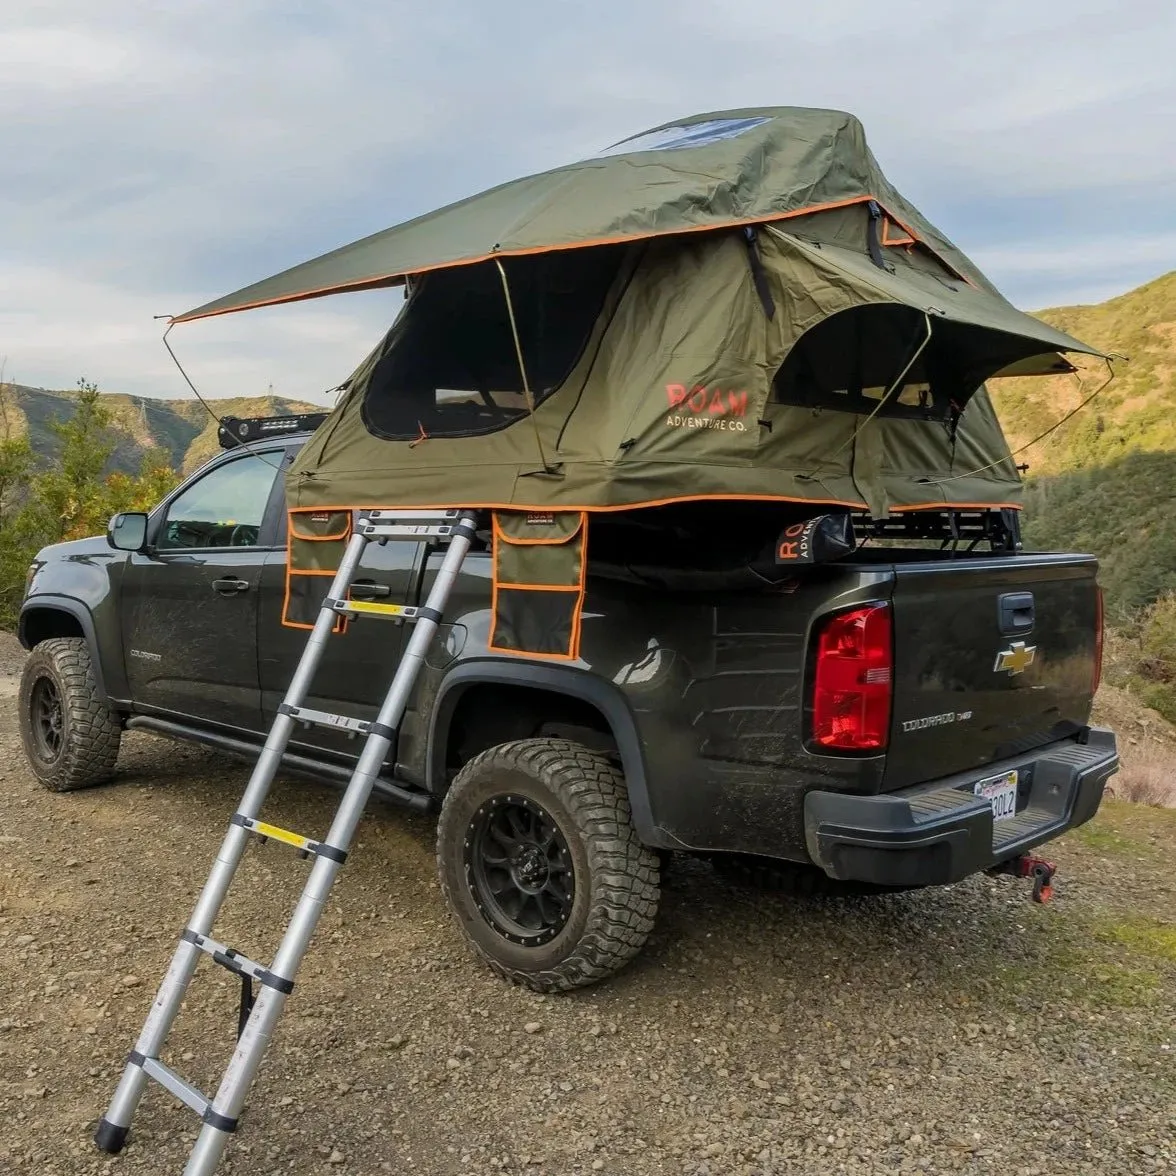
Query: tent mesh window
362,245,627,441
774,304,1049,420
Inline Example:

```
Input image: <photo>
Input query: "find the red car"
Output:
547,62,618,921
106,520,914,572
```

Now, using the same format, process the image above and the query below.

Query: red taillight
812,603,893,751
1093,586,1105,694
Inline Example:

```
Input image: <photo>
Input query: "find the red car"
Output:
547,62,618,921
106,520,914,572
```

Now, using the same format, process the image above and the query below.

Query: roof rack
852,508,1021,552
217,412,329,450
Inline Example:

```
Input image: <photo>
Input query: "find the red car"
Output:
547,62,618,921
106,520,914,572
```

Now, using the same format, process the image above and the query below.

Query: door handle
349,581,392,600
998,591,1034,635
212,578,251,596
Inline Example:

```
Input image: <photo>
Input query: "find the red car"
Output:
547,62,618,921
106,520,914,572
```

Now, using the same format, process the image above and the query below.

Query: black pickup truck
18,422,1119,991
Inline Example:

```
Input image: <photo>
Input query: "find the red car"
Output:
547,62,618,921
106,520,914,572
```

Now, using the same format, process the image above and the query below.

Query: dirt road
2,656,1174,1174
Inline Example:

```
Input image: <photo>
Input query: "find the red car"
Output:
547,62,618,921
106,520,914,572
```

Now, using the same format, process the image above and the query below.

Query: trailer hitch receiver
988,854,1056,903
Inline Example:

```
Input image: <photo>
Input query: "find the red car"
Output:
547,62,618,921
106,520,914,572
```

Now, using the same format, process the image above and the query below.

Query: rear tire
437,738,660,992
19,638,121,792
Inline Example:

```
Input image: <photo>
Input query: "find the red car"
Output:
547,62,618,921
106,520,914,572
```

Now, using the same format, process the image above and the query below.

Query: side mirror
107,512,149,552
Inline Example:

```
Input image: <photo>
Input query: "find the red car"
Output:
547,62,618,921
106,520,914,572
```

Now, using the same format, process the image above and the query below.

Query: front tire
437,739,660,992
19,638,121,792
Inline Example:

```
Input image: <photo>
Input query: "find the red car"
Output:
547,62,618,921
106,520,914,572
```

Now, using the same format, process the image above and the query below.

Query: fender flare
18,596,111,704
427,660,658,845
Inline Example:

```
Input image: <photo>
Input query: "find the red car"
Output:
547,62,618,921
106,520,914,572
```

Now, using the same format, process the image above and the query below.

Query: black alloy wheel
29,673,65,764
465,794,575,947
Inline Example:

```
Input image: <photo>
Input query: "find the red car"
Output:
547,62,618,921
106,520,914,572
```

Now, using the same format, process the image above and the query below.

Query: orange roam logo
777,522,806,561
665,384,748,431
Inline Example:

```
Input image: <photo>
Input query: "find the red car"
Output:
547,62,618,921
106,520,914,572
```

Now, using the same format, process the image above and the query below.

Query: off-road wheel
437,738,661,992
19,638,121,792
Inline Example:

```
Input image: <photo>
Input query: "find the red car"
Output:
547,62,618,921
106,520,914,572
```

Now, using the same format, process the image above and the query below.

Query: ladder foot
95,1117,130,1154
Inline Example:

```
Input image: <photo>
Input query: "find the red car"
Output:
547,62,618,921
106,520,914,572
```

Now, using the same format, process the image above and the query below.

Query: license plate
975,770,1018,822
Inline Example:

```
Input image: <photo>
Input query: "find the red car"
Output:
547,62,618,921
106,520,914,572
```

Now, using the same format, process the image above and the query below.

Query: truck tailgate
884,553,1100,788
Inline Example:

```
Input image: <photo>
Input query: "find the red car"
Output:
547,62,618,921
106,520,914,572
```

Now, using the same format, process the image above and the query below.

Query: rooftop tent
172,107,1106,649
173,105,1101,517
279,220,1083,518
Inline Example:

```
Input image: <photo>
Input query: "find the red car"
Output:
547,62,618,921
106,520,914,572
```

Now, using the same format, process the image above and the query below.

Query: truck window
157,453,280,550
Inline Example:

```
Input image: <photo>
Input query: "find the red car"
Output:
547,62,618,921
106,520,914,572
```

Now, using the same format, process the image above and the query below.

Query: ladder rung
358,509,467,541
141,1057,211,1118
280,704,369,735
360,521,460,540
328,598,425,621
184,931,269,985
362,508,464,524
230,814,348,864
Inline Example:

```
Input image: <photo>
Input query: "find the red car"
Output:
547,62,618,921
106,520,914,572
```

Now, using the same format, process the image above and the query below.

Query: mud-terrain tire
19,638,121,792
437,738,661,992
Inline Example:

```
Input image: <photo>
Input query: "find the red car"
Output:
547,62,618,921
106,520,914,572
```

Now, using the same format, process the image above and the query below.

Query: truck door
257,478,419,765
119,449,285,729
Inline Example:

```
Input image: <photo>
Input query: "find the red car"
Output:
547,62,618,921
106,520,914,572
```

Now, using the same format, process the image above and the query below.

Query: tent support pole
495,257,556,473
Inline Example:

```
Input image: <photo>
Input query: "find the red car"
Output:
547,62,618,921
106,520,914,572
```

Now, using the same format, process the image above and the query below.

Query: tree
0,379,181,627
27,379,119,541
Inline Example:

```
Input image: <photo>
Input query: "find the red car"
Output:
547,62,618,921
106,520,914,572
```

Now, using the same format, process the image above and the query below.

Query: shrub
1108,741,1176,807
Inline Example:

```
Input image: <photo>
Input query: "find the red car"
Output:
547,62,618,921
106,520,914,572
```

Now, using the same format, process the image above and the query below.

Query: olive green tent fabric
490,512,587,660
172,104,1097,372
166,104,1104,518
284,509,352,629
287,224,1034,516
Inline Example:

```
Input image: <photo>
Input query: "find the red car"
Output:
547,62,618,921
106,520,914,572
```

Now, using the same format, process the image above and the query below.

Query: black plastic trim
124,716,432,813
257,969,295,995
805,730,1119,886
18,596,110,703
428,659,658,845
95,1118,129,1154
202,1108,239,1133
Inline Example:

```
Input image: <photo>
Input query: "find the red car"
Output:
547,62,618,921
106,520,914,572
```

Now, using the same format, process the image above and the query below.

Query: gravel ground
1,635,1174,1176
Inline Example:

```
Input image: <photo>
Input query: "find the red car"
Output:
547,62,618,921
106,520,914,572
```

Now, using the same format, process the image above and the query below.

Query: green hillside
990,271,1176,619
0,385,323,477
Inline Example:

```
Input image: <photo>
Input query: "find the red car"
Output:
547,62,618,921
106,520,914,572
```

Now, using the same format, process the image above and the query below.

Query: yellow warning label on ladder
345,600,411,617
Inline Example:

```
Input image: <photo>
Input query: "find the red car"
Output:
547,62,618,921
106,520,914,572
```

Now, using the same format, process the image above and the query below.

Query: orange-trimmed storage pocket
489,511,588,661
283,508,353,630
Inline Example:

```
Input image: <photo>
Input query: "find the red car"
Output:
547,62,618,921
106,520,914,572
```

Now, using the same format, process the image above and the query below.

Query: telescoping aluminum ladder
95,508,479,1176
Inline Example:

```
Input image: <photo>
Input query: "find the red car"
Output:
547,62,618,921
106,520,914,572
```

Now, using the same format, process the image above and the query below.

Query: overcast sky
3,0,1174,404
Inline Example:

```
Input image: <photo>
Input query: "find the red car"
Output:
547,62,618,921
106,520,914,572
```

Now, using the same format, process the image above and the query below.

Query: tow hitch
988,854,1057,903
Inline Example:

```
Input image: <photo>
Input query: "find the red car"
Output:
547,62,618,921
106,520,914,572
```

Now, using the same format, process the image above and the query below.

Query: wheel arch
18,598,110,704
427,661,658,845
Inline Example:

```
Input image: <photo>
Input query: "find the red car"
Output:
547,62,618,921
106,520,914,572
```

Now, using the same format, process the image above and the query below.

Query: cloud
972,231,1176,309
0,259,397,404
1,0,1173,399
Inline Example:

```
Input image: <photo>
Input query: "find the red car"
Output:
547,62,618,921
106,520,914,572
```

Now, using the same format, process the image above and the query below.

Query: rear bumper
804,728,1119,887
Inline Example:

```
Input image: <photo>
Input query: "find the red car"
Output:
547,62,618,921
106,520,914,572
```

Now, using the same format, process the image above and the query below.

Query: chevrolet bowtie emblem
995,641,1036,675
